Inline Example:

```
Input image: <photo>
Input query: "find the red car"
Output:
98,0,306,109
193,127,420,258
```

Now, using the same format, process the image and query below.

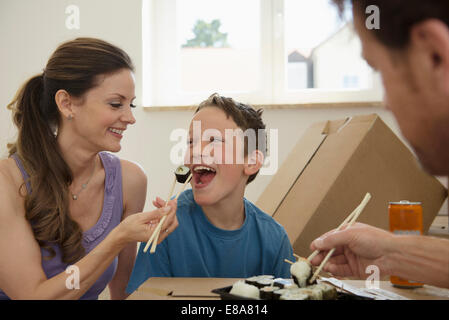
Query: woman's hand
114,199,178,247
152,196,171,209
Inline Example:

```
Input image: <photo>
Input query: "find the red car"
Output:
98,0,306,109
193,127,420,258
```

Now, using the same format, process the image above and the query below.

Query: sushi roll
175,165,191,183
279,292,309,300
259,286,280,300
229,281,260,299
255,278,274,289
273,278,296,289
272,287,302,300
310,283,338,300
283,283,300,290
296,288,323,300
245,275,274,287
273,288,291,300
245,276,259,286
290,257,314,287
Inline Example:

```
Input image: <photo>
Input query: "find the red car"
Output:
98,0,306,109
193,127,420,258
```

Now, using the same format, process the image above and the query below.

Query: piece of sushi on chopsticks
283,193,372,284
142,165,192,253
175,165,191,183
284,256,315,287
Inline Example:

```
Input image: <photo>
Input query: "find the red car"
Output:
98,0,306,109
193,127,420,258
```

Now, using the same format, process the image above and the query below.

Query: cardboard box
257,114,448,256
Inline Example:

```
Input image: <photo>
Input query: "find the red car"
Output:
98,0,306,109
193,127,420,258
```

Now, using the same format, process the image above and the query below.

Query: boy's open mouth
192,165,216,188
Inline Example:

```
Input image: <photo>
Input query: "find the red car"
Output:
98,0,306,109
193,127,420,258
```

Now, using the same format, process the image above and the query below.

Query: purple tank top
0,152,123,300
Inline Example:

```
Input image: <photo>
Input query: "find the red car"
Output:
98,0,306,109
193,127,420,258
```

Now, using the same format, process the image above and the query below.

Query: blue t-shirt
126,189,294,294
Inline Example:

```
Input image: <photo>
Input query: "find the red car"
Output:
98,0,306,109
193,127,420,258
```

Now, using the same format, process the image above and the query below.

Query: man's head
333,0,449,175
184,93,266,206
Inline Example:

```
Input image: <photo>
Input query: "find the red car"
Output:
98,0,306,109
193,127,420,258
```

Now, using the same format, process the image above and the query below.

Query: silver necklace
71,159,96,200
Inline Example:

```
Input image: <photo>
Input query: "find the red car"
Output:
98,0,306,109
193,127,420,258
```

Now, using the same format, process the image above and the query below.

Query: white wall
0,0,446,215
0,0,142,156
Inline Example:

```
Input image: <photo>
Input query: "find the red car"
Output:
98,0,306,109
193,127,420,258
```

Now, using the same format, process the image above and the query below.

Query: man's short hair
332,0,449,49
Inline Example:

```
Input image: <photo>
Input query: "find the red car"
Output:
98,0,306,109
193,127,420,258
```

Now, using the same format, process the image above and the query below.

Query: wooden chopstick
142,176,176,253
142,176,177,253
307,193,371,261
148,173,193,253
309,193,371,283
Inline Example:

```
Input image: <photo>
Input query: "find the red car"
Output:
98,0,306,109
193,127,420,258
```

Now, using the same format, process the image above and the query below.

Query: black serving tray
211,285,373,300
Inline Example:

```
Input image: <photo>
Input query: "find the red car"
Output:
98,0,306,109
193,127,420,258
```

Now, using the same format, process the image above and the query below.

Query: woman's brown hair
7,38,134,264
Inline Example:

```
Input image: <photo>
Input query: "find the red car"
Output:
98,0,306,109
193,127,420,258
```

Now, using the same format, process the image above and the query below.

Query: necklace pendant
72,194,78,200
82,183,87,189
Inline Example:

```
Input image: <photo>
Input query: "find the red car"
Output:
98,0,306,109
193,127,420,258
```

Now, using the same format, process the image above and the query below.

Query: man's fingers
328,253,348,265
310,246,345,266
311,228,354,252
323,263,353,277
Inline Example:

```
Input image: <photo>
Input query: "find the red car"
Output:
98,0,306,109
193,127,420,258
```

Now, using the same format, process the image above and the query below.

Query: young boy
126,93,294,294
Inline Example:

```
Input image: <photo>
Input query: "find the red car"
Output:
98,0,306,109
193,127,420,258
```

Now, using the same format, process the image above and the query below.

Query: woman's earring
67,114,73,121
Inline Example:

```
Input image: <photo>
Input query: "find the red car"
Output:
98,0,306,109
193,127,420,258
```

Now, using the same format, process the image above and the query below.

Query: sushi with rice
274,278,299,289
279,292,309,300
259,286,280,300
309,282,338,300
229,281,260,299
227,274,339,300
272,288,303,300
295,288,323,300
245,275,274,287
175,165,191,183
290,257,314,287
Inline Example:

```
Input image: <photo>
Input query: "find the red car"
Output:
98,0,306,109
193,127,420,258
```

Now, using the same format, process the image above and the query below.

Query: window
177,0,260,94
143,0,382,107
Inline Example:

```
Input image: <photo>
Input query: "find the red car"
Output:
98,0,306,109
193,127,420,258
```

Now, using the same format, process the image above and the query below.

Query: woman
0,38,178,299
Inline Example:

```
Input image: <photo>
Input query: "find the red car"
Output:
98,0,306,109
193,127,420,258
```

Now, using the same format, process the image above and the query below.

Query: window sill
142,101,384,111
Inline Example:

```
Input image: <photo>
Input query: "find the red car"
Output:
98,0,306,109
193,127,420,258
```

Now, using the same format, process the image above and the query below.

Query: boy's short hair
195,93,266,184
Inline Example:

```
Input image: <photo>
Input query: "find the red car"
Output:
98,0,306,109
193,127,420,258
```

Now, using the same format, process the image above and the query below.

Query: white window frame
142,0,383,107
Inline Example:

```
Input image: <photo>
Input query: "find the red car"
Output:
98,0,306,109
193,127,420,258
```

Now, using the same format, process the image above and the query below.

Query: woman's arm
108,160,147,300
0,165,176,299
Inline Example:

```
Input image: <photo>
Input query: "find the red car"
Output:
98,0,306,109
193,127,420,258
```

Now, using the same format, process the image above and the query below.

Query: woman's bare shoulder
120,159,147,187
0,158,21,187
120,159,147,215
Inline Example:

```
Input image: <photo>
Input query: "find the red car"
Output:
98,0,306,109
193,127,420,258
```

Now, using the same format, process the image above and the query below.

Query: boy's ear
54,89,75,120
244,150,264,176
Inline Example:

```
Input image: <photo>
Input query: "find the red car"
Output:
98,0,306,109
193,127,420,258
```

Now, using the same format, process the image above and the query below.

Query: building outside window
142,0,382,107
